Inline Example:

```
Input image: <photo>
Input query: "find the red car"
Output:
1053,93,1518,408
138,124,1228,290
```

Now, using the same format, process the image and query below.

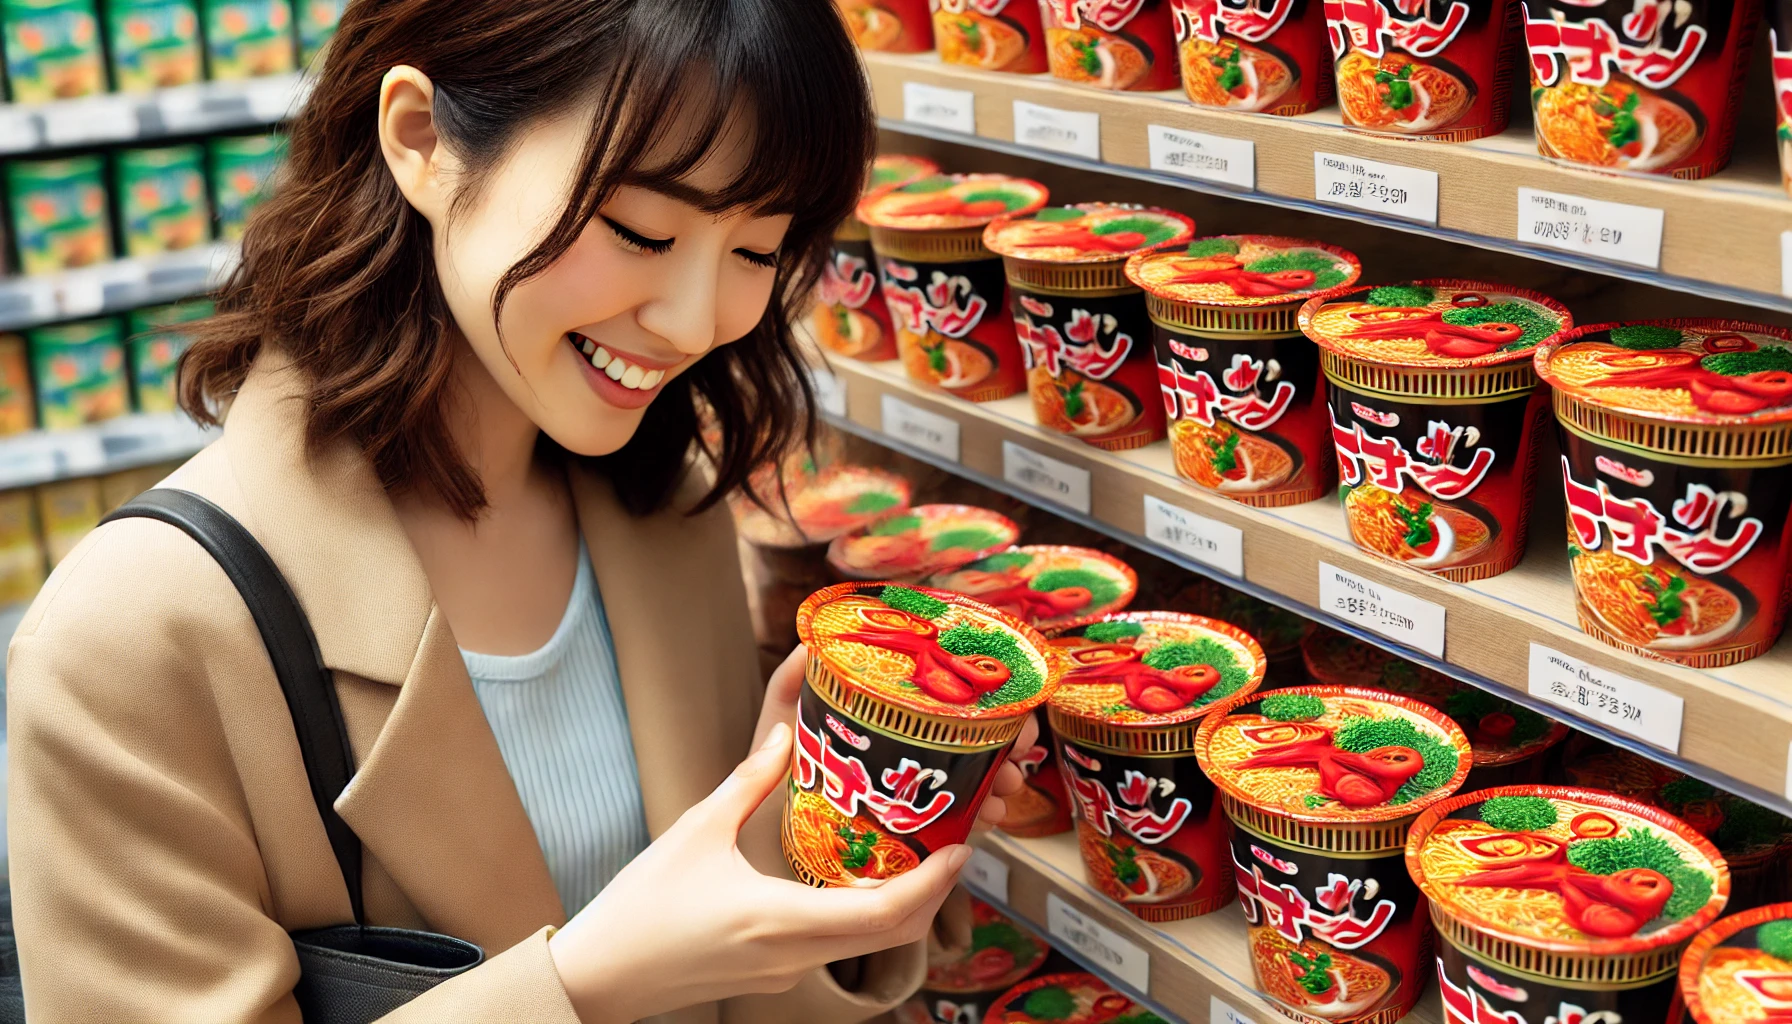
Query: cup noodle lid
857,173,1051,232
1046,611,1266,729
1194,685,1473,824
922,896,1051,994
827,504,1020,581
795,581,1063,722
1565,747,1792,864
731,465,913,548
1407,786,1730,957
1678,900,1792,1024
986,971,1166,1023
1534,320,1792,428
926,545,1138,631
868,153,941,196
1124,235,1362,308
982,203,1195,265
1300,279,1573,370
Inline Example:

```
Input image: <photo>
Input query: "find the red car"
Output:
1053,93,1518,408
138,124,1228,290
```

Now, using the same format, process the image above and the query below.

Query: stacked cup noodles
813,154,940,364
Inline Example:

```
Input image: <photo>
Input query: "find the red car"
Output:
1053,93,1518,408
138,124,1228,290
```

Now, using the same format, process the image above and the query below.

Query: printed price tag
1146,124,1254,189
880,395,960,463
1316,562,1446,658
245,75,302,121
1313,152,1438,224
0,108,40,152
43,96,136,146
1013,101,1101,160
1781,231,1792,299
902,81,976,134
1517,188,1664,270
1528,643,1683,752
962,847,1010,904
1213,995,1263,1024
1002,441,1091,514
0,437,60,490
1046,894,1150,993
808,365,846,418
1142,495,1243,577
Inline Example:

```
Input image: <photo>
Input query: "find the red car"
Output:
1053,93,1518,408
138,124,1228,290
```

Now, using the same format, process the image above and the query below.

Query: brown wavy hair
180,0,874,518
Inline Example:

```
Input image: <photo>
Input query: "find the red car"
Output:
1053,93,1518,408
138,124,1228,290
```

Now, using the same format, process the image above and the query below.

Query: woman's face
394,80,792,457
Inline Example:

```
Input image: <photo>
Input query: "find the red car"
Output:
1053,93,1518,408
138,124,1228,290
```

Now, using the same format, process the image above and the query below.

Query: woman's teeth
574,335,664,391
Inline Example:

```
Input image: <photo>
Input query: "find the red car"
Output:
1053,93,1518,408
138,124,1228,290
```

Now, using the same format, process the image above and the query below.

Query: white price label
902,81,976,134
1046,894,1149,993
1313,152,1438,223
1317,562,1446,657
43,96,136,146
880,395,960,462
963,847,1010,904
1528,643,1683,752
1142,495,1243,577
1002,441,1091,514
1781,231,1792,299
1213,996,1263,1024
1518,188,1664,270
0,108,39,152
1013,101,1101,160
808,365,847,418
245,75,302,121
1147,124,1255,189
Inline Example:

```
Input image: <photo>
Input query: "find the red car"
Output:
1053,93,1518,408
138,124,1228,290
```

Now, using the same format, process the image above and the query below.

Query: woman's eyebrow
622,177,748,214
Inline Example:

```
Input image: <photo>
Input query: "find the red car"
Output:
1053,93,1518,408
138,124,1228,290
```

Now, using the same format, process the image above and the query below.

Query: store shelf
864,52,1792,313
0,73,305,155
821,356,1792,815
0,242,234,331
968,830,1439,1024
0,412,214,492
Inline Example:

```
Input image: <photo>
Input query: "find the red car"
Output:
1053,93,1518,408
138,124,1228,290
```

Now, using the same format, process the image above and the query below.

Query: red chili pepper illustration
1593,349,1792,416
841,608,1010,704
1455,832,1672,938
888,193,1009,219
1343,308,1522,359
1017,225,1149,252
1167,262,1317,296
1233,722,1422,807
965,580,1094,621
1063,644,1220,714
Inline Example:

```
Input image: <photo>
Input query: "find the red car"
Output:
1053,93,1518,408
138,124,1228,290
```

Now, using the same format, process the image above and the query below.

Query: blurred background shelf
0,242,233,332
0,412,212,493
0,73,304,155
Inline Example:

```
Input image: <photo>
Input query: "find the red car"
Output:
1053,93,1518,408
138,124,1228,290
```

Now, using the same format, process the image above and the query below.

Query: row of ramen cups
777,570,1792,1024
839,0,1789,187
817,156,1792,669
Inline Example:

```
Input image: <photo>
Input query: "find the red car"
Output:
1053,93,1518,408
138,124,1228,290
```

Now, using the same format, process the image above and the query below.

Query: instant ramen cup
1129,236,1362,507
985,203,1195,451
1040,0,1180,92
1326,0,1522,142
1408,787,1730,1024
786,582,1063,887
1169,0,1334,114
932,0,1047,72
1301,280,1572,582
986,971,1169,1023
1527,0,1761,179
839,0,933,51
1049,611,1267,921
896,896,1053,1024
1301,628,1568,790
1196,685,1473,1024
828,504,1022,584
860,174,1051,402
1776,6,1792,197
928,545,1139,632
1536,320,1792,668
1677,901,1792,1024
815,154,940,363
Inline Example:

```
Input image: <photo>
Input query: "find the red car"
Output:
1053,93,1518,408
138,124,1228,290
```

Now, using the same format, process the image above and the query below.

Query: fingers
973,795,1004,831
1011,714,1040,759
703,723,793,835
989,759,1025,798
791,844,970,940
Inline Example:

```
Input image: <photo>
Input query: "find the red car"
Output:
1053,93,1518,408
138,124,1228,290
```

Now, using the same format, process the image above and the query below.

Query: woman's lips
567,333,674,409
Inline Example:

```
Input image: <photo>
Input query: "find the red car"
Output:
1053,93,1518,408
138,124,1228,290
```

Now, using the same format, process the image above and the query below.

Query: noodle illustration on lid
894,896,1052,1024
1526,0,1763,179
984,971,1171,1023
860,174,1051,403
784,583,1063,888
931,0,1048,72
985,203,1195,452
1197,685,1472,1024
1040,0,1181,91
1169,0,1336,115
1678,901,1792,1024
838,0,935,51
1409,787,1730,1024
1049,612,1266,921
927,545,1139,631
1325,0,1522,142
1302,280,1571,581
1129,235,1361,508
1536,320,1792,668
730,464,912,550
827,504,1020,583
815,153,940,363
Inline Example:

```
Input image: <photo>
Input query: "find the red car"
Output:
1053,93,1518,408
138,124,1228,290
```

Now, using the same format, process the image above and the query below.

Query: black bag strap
101,488,365,925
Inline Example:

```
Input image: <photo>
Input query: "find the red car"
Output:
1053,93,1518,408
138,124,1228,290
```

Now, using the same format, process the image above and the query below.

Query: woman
6,1,1035,1021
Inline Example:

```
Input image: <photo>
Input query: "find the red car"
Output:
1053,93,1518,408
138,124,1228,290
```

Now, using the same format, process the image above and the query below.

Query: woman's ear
378,65,449,224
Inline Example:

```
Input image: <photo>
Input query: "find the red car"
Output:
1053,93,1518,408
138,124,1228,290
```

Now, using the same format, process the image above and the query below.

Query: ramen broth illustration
785,583,1062,888
1040,0,1181,91
931,0,1048,72
1678,902,1792,1024
828,504,1021,583
840,0,935,51
1325,0,1521,141
814,154,939,363
1169,0,1335,114
1409,787,1730,1024
927,545,1139,631
1535,321,1792,667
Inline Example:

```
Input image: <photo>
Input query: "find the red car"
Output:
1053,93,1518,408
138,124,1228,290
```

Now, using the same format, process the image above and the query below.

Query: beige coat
6,357,924,1023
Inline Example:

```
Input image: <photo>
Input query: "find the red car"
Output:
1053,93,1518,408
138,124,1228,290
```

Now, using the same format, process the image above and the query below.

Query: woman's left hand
753,645,1040,829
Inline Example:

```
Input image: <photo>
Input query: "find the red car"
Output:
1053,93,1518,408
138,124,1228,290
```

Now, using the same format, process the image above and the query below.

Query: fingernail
758,722,789,753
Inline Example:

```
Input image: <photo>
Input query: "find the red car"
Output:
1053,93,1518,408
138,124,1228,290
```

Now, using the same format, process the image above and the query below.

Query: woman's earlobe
378,65,447,221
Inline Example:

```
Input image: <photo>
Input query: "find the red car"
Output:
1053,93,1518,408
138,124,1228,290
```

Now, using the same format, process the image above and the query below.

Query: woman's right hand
547,722,966,1024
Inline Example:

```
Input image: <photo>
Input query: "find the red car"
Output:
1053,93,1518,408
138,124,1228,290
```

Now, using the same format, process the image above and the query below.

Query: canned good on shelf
1169,0,1334,115
1326,0,1522,142
839,0,933,52
127,299,212,415
932,0,1047,73
201,0,296,80
814,154,939,364
1041,0,1180,92
8,155,114,275
29,317,128,430
115,144,212,257
2,0,105,103
207,132,286,242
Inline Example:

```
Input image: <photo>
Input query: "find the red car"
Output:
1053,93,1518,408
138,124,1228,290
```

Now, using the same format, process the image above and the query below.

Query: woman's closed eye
734,247,778,269
602,215,675,255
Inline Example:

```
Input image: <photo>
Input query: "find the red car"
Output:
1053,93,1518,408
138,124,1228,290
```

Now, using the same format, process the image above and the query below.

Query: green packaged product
29,318,128,429
207,133,284,241
2,0,104,102
115,144,210,256
201,0,294,79
105,0,202,92
296,0,341,65
7,155,113,275
127,299,210,414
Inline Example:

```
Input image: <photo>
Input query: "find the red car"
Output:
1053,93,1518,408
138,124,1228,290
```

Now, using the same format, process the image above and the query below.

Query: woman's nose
636,251,719,356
